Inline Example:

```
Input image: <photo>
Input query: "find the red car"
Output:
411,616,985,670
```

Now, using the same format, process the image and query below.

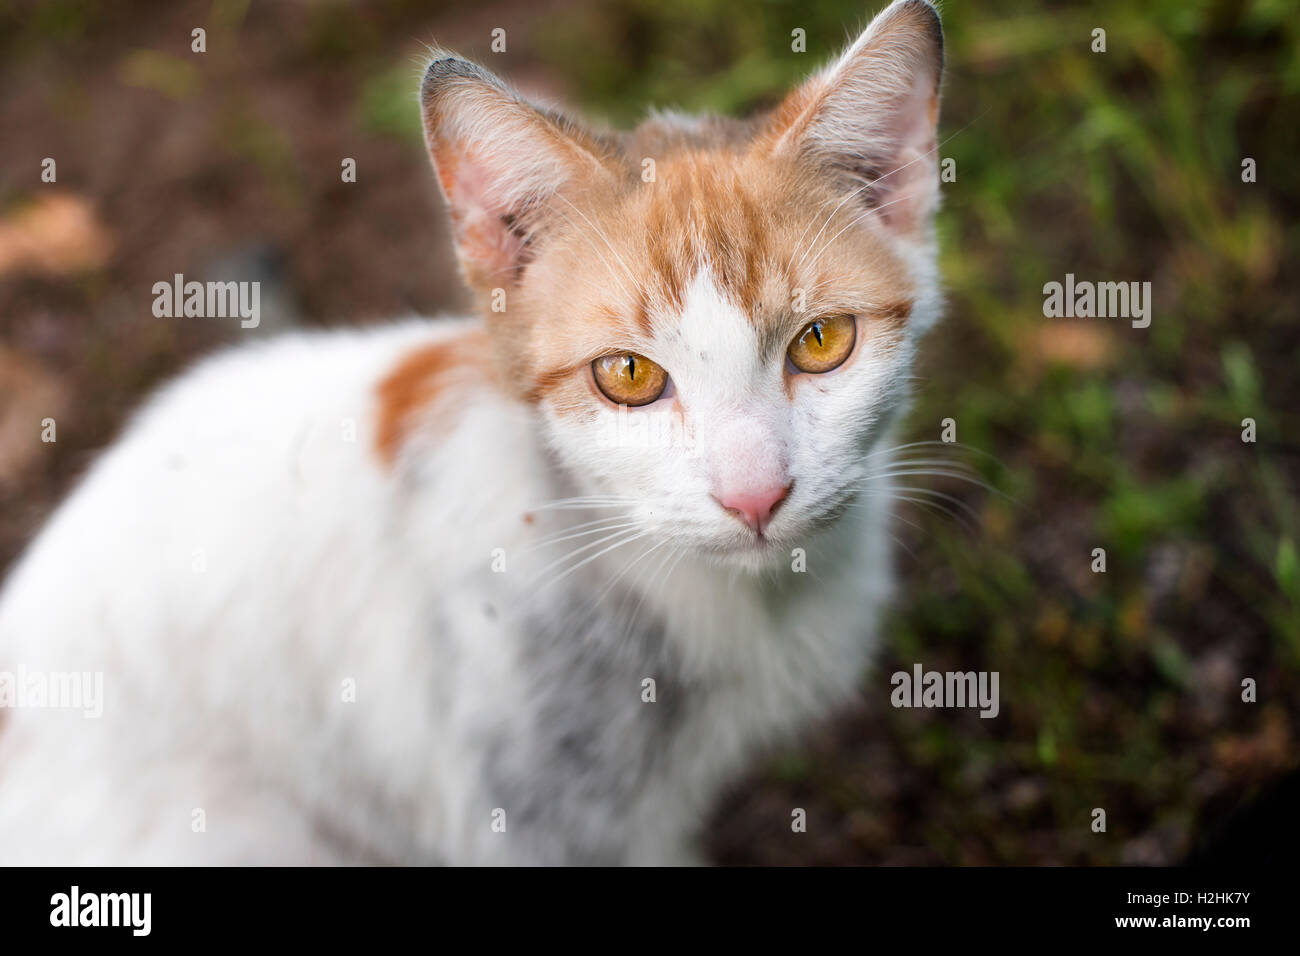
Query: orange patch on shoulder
373,327,491,465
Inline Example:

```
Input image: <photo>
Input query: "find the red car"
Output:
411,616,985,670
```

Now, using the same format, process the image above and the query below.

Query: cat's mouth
703,524,790,562
699,485,859,564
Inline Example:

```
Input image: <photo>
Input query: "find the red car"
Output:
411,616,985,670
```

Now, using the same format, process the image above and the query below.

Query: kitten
0,0,944,865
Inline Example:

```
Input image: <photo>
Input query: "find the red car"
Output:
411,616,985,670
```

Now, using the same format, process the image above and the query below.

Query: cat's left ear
762,0,944,236
420,54,617,292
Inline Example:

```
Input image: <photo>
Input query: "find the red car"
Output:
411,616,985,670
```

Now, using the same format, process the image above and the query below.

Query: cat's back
0,315,521,658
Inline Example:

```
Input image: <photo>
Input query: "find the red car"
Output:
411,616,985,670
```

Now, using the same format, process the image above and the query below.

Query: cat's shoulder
141,317,478,414
116,316,495,457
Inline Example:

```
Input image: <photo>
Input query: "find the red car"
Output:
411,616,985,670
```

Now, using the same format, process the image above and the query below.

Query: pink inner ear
889,74,939,156
863,72,939,233
435,142,527,284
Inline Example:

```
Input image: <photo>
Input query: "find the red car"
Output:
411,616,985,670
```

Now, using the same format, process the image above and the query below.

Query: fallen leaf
1032,321,1115,370
0,193,114,278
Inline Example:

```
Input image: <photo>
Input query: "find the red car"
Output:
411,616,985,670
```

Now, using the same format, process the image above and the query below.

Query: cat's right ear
760,0,944,237
420,54,616,292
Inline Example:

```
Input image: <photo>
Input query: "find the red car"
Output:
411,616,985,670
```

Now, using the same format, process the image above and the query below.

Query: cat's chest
448,539,878,861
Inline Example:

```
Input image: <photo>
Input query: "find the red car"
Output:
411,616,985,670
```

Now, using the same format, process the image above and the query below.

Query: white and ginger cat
0,0,944,864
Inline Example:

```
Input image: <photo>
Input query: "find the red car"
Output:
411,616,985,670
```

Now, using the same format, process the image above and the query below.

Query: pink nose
716,482,791,533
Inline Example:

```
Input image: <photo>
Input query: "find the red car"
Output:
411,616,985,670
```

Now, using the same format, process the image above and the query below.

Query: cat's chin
700,531,795,572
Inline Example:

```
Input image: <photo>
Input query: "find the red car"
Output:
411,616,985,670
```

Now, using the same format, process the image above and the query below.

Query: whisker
795,180,874,270
553,195,641,293
529,496,638,512
802,190,921,274
526,526,644,583
797,111,989,272
855,489,979,534
534,530,652,593
523,518,640,552
869,484,983,527
585,538,669,620
858,467,999,495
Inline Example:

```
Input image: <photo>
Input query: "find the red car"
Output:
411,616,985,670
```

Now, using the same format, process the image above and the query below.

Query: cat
0,0,944,865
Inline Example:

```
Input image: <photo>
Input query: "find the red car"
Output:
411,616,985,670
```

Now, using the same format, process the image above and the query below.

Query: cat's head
421,0,943,569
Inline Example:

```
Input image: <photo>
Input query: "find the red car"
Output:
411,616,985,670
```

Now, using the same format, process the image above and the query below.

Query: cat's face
422,0,944,569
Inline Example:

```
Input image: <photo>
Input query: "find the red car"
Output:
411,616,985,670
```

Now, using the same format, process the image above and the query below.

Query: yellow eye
787,314,856,373
592,352,669,406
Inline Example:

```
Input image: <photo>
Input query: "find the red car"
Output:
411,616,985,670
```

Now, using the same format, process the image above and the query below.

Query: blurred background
0,0,1296,864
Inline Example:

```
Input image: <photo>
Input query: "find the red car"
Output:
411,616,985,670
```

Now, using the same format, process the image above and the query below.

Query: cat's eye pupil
786,314,855,375
592,351,668,407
